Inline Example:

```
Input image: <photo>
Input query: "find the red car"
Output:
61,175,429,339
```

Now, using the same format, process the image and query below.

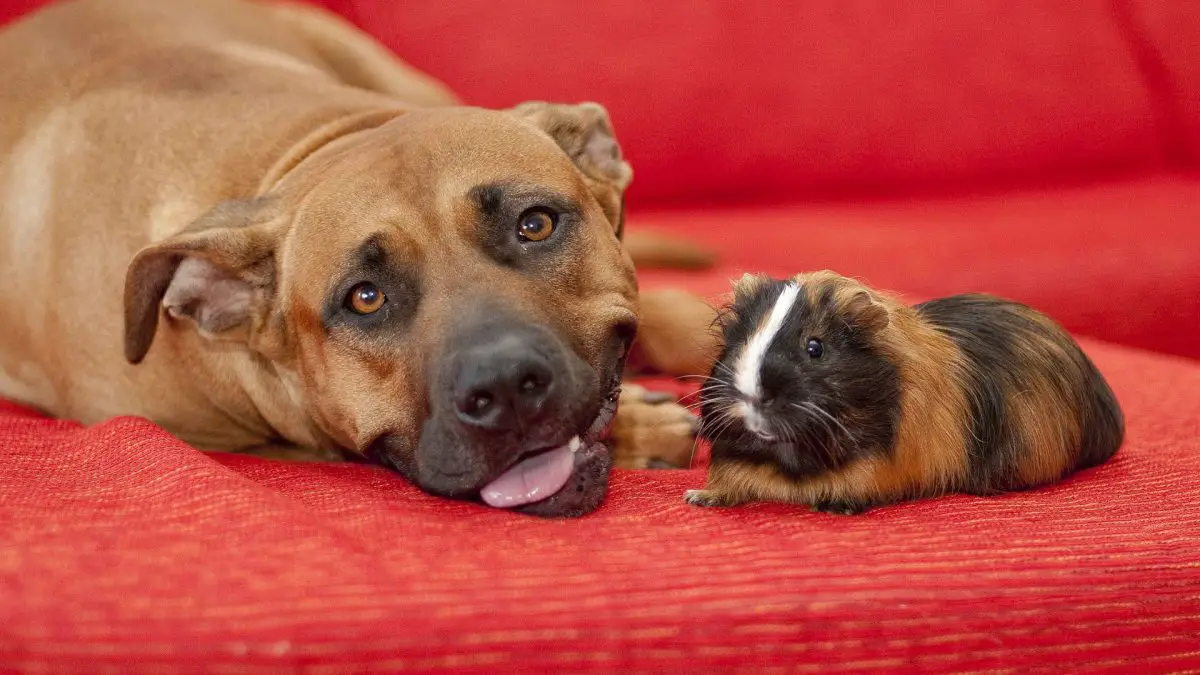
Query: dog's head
122,103,637,517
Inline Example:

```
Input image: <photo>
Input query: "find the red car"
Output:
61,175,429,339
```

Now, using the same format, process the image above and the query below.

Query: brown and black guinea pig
685,270,1124,514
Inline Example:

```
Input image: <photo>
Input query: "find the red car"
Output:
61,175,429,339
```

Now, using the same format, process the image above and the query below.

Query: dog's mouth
479,390,619,510
368,329,632,518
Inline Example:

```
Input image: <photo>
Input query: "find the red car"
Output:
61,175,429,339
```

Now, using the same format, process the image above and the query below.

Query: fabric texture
3,0,1199,206
3,340,1200,672
1126,0,1200,163
326,0,1168,206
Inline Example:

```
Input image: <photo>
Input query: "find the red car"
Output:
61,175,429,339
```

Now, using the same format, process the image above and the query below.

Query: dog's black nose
451,333,556,431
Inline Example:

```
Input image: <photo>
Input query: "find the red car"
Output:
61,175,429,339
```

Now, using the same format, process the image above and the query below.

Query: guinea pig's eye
346,282,386,315
806,338,824,359
517,209,558,243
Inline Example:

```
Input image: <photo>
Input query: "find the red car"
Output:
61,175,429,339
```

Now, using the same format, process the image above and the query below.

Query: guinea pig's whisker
789,402,828,447
711,361,739,381
797,402,855,445
686,421,706,468
695,397,736,411
707,406,737,432
794,405,840,464
693,389,737,409
801,403,836,440
779,419,800,447
792,410,821,448
706,407,740,441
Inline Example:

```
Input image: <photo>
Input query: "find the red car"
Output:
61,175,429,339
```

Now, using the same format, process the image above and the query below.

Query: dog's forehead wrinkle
386,119,587,197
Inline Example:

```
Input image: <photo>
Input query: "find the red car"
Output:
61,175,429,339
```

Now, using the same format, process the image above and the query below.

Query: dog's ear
123,198,284,364
507,101,632,237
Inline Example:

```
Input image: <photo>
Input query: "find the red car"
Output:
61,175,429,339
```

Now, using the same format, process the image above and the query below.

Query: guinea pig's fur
685,270,1124,514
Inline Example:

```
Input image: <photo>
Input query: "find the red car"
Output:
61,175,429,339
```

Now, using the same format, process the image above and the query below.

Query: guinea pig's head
699,270,902,477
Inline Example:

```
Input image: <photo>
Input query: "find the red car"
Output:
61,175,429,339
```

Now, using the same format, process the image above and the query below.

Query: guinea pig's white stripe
734,282,800,399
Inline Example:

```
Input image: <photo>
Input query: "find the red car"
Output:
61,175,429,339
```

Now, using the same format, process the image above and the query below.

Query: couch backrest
1125,0,1200,164
4,0,1197,206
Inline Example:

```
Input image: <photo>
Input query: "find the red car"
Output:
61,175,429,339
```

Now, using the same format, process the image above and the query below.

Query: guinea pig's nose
451,334,556,431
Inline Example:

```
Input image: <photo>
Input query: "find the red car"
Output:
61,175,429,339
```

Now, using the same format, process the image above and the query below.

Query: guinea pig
685,270,1124,514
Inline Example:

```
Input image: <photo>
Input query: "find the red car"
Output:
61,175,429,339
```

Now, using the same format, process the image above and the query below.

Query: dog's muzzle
371,309,629,518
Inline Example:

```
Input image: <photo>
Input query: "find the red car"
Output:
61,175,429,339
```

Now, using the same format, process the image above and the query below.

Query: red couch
3,1,1200,672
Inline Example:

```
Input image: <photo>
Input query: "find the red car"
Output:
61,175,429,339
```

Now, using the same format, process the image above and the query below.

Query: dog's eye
346,282,386,315
517,210,557,243
806,338,823,359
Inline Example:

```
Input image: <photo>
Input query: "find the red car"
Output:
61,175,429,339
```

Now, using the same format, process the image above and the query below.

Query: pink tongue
481,438,578,508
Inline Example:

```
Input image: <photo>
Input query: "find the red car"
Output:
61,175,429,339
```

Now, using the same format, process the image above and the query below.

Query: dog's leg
609,383,699,469
266,2,460,108
628,289,722,377
623,231,717,270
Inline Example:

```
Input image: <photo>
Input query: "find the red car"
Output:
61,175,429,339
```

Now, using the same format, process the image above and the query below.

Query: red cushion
3,338,1200,670
637,175,1200,360
1128,0,1200,163
0,1,40,25
3,0,1167,206
332,0,1164,206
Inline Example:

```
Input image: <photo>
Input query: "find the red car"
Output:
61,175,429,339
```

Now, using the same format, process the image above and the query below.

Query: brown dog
0,0,716,517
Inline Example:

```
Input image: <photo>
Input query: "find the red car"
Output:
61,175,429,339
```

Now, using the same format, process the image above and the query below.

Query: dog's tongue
481,437,580,508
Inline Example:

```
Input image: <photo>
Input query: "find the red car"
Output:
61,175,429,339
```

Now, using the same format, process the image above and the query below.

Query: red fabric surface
637,175,1200,360
330,0,1166,206
1126,0,1200,163
1,0,1172,205
3,340,1200,672
0,0,39,24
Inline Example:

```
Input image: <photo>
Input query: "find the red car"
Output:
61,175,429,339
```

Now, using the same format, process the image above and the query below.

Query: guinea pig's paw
810,499,871,516
610,385,698,469
684,489,723,507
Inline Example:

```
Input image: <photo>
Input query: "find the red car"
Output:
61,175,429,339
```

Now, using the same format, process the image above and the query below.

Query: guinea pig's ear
507,101,632,236
732,273,771,298
843,290,890,333
123,198,286,364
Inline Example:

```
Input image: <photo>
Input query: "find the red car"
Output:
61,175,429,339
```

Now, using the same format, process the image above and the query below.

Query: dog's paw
610,383,698,469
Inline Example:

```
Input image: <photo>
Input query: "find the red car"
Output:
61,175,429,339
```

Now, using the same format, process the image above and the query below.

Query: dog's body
0,0,709,516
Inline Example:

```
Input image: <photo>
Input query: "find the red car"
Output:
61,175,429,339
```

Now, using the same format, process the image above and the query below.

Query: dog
0,0,719,517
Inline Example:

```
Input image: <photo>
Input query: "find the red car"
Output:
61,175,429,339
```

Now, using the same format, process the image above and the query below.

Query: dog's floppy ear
508,101,632,237
123,198,284,364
